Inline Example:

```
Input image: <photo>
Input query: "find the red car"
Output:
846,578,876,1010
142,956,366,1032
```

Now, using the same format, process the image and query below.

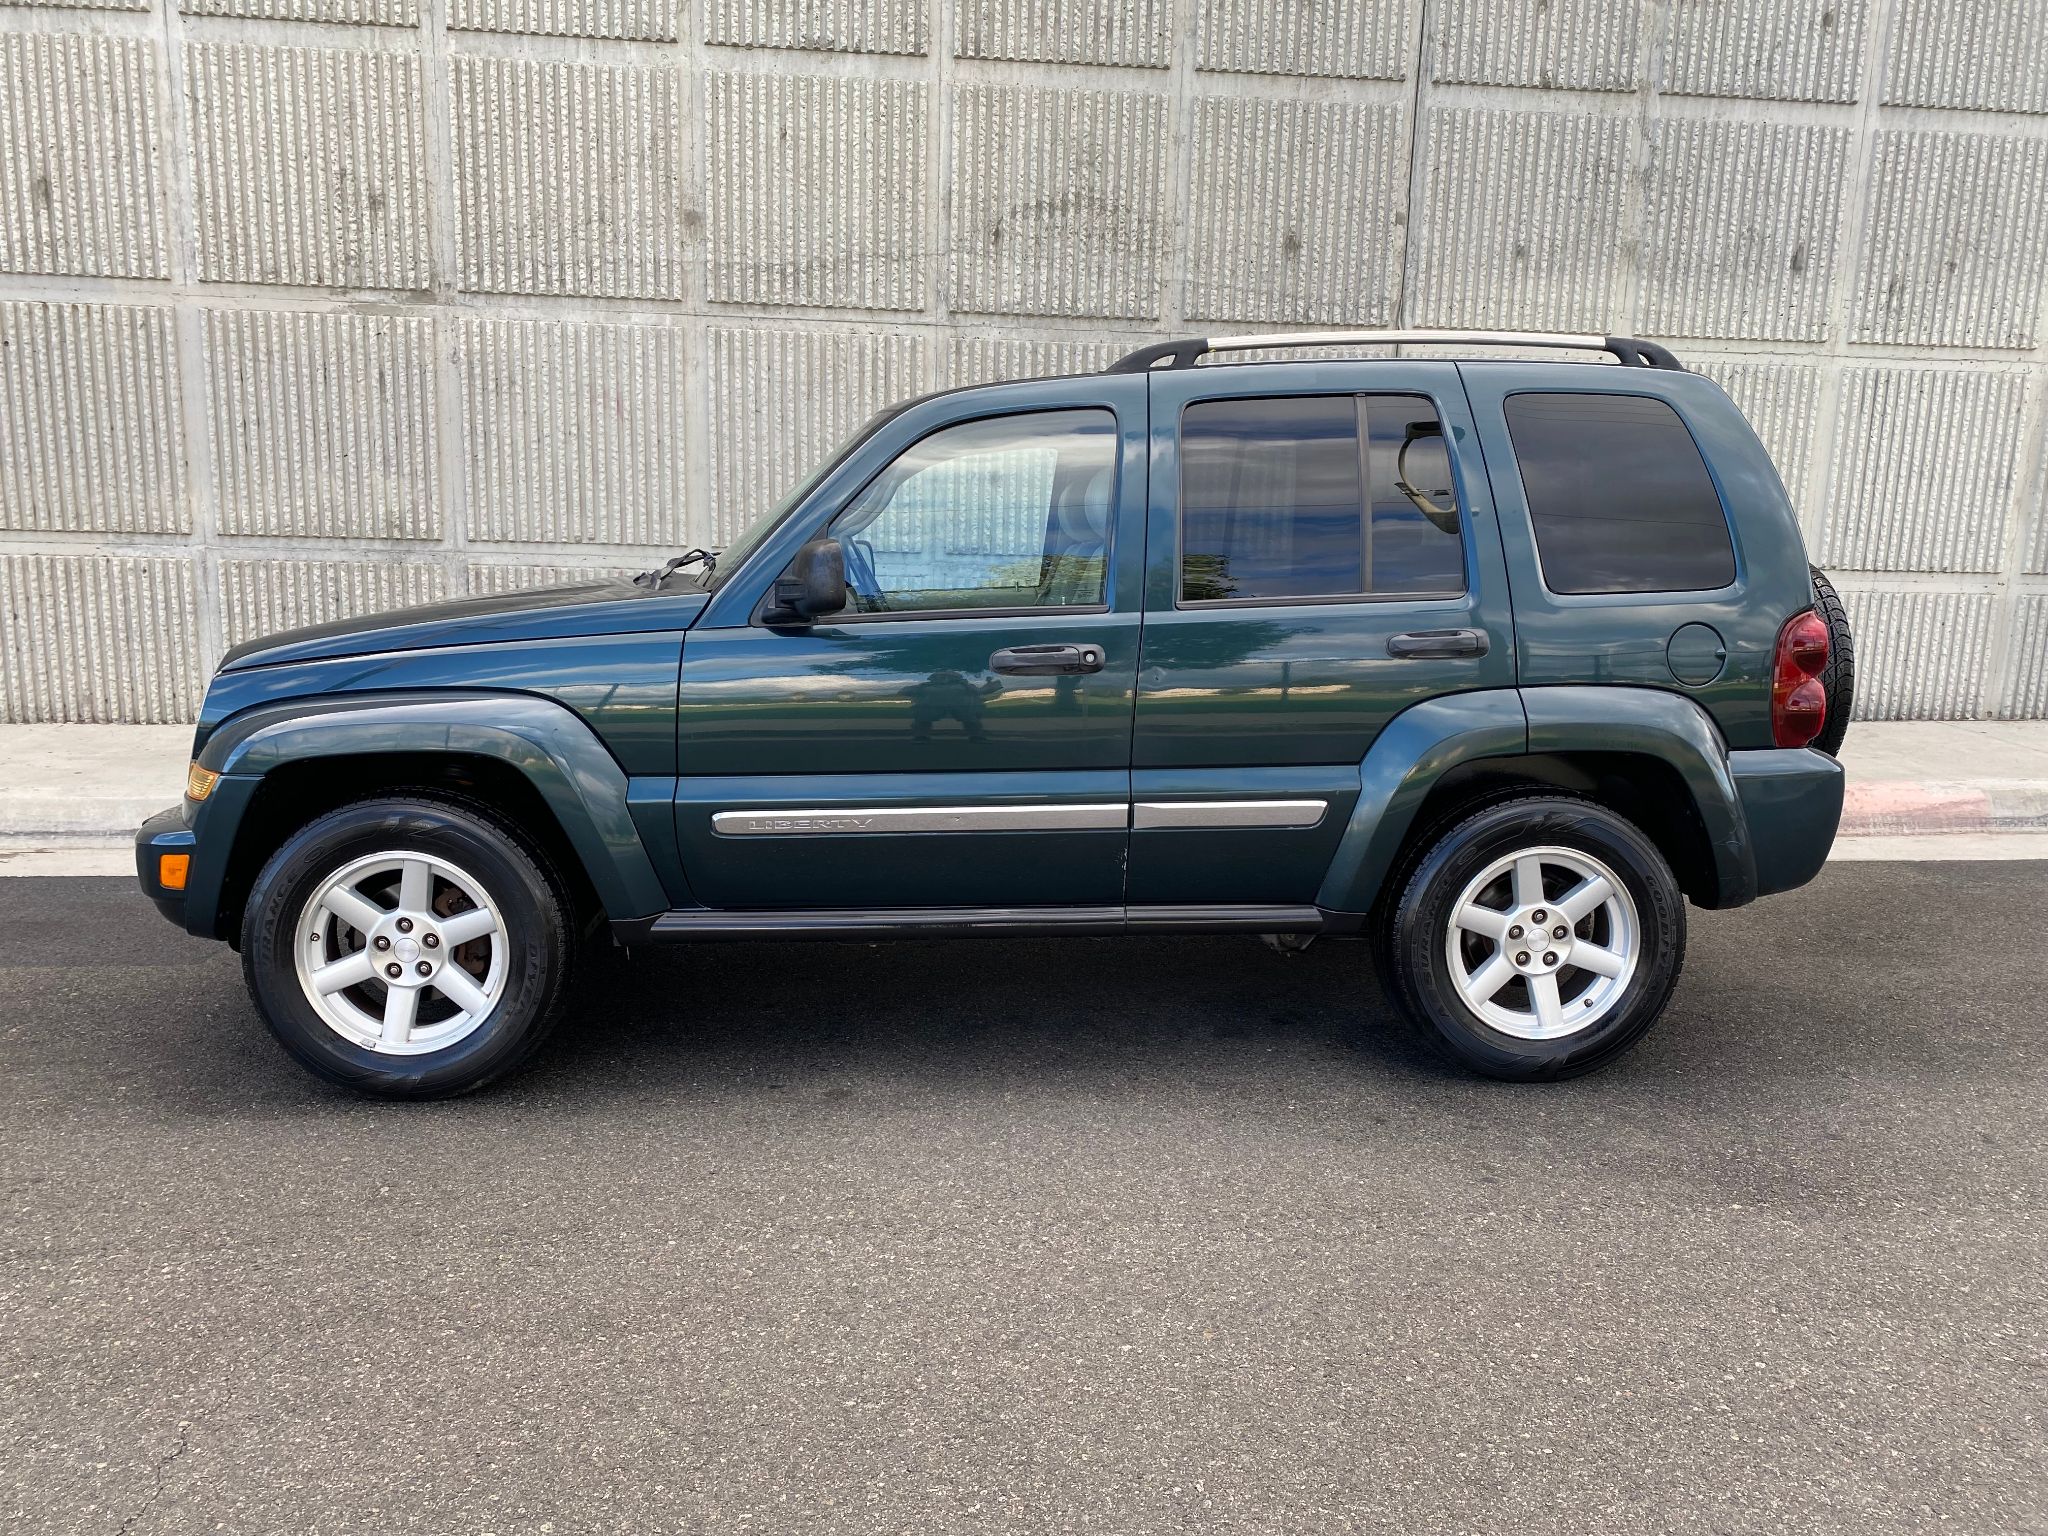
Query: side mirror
768,538,846,623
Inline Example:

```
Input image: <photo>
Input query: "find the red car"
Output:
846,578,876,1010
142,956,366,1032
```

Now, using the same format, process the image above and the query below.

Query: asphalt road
3,863,2044,1534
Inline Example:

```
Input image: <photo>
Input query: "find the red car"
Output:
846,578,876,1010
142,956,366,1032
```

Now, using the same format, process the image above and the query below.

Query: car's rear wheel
1381,796,1685,1080
241,796,573,1098
1809,565,1855,757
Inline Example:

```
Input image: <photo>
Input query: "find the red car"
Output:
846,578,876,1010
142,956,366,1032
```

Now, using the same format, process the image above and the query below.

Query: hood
217,577,712,672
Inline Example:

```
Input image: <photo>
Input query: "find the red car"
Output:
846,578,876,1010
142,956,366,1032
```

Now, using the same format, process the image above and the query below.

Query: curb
1838,781,2048,838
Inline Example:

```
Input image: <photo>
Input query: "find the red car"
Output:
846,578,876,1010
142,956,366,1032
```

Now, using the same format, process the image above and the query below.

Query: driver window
828,409,1116,615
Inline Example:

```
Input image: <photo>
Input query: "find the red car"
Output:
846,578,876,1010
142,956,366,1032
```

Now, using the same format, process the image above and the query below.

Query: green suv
136,330,1854,1097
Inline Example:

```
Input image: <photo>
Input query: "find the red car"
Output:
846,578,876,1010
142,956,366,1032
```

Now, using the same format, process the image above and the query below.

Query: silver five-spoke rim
293,851,508,1056
1445,845,1639,1041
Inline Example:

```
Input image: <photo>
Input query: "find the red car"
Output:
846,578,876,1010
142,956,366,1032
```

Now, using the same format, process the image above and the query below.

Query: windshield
706,407,906,588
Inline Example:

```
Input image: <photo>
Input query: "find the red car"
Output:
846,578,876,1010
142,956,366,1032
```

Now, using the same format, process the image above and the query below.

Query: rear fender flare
1314,685,1758,914
1315,690,1528,914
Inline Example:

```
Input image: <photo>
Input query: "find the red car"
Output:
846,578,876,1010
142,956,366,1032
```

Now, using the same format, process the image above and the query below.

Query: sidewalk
1,720,2045,876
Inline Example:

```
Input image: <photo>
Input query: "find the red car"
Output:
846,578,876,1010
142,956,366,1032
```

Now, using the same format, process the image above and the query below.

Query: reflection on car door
675,380,1148,910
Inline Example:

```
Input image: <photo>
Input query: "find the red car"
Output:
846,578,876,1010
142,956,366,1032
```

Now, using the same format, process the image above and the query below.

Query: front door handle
1387,628,1490,660
991,643,1105,676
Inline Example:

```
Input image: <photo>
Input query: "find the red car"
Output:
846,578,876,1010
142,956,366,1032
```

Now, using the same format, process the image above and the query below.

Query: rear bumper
134,803,196,928
1729,747,1844,900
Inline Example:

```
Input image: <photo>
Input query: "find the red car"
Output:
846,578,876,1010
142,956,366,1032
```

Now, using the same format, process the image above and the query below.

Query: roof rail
1103,330,1685,374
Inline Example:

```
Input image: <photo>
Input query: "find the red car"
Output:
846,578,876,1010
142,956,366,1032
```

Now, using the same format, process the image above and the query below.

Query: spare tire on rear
1808,566,1854,757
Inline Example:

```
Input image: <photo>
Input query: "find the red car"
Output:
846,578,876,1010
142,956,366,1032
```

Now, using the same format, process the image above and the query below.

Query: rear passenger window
1505,393,1736,595
1179,395,1464,604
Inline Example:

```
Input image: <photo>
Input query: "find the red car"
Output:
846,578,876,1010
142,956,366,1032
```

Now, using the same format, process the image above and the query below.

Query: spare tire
1808,566,1854,757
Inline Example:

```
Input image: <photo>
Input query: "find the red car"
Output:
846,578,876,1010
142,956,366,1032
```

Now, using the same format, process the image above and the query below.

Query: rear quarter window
1505,392,1736,595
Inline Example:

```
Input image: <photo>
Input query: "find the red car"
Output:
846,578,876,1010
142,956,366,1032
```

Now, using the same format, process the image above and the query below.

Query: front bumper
135,803,196,928
1730,747,1844,899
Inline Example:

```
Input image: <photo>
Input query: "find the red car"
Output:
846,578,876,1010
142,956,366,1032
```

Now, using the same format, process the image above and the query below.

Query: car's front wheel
240,796,573,1098
1381,796,1686,1080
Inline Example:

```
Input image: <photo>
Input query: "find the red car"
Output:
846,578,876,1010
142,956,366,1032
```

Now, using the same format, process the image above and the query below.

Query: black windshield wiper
634,548,718,588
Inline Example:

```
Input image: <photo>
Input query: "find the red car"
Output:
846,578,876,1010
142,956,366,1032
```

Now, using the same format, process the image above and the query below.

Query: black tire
1808,565,1854,758
1380,795,1686,1081
240,795,574,1099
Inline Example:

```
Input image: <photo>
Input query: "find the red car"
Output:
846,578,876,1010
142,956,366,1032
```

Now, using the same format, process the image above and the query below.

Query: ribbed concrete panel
1663,0,1868,103
186,42,428,291
1853,130,2048,348
1185,97,1403,326
950,84,1168,320
1641,119,1847,342
708,325,928,544
948,333,1131,388
1691,359,1821,518
459,316,686,548
452,55,680,299
1,302,185,536
706,0,926,54
1821,368,2024,573
9,0,148,10
451,0,674,40
1193,0,1411,79
707,73,927,312
1433,0,1637,90
467,562,638,594
1841,588,1994,720
204,308,438,542
217,558,446,650
1883,0,2048,115
183,0,418,25
1412,107,1628,330
0,554,200,724
956,0,1171,68
2002,596,2048,719
0,34,165,280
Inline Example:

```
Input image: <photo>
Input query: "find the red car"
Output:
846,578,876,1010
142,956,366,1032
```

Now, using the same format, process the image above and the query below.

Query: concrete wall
2,0,2046,723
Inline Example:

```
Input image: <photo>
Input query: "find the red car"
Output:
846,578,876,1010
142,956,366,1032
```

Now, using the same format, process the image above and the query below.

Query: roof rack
1104,330,1685,374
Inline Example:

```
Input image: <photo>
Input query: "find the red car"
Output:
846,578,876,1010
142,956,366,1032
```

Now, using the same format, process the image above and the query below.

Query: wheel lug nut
373,935,391,951
1543,951,1558,966
385,963,402,979
1532,909,1547,923
423,933,439,949
416,961,432,976
1553,925,1568,939
1508,924,1524,939
1515,951,1530,966
396,917,413,934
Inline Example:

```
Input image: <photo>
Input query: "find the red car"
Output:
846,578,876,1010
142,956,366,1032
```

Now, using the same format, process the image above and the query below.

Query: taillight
1772,610,1831,748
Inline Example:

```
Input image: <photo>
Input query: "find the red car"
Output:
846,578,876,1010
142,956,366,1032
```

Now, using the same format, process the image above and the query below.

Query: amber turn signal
185,762,220,802
158,853,190,891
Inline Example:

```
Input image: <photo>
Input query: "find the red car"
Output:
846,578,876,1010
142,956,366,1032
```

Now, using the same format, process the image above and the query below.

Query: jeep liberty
137,330,1855,1097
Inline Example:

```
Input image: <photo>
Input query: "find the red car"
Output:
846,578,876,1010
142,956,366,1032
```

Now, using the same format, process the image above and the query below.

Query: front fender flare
189,691,669,935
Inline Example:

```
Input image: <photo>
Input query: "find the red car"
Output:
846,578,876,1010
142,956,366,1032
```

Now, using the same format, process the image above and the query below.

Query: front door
674,377,1148,910
1127,362,1518,907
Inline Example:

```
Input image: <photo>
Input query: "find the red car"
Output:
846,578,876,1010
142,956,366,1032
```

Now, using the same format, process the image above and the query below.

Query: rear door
1127,362,1517,906
674,377,1148,910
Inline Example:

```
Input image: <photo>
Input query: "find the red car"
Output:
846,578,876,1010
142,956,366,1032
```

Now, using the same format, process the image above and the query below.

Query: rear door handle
1387,628,1489,660
991,644,1105,675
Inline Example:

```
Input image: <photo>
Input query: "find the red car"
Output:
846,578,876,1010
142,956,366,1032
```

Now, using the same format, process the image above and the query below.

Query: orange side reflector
185,762,220,801
159,853,190,891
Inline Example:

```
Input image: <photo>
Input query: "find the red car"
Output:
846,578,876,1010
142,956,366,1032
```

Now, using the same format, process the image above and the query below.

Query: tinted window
827,410,1114,614
1505,392,1735,594
1179,395,1464,603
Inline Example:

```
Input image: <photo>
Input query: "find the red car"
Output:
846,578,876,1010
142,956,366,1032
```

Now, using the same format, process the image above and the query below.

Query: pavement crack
116,1420,191,1536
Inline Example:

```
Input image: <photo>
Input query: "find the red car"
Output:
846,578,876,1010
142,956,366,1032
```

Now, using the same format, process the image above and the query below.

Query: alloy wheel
292,851,509,1055
1443,844,1639,1040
